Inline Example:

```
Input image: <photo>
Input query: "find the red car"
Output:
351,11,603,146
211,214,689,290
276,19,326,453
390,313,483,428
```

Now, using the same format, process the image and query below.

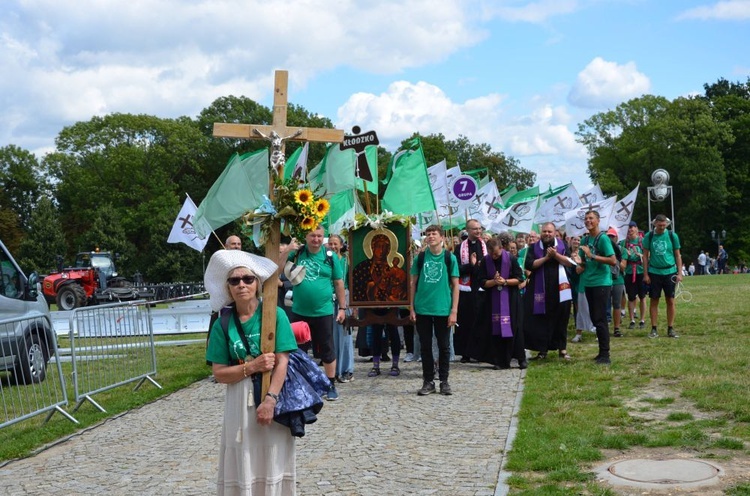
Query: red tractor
42,251,146,310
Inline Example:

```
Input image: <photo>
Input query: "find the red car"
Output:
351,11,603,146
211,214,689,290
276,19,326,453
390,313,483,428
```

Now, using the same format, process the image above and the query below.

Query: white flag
580,184,604,205
491,197,539,234
608,184,639,240
564,196,617,237
533,183,582,226
468,180,503,229
168,196,208,252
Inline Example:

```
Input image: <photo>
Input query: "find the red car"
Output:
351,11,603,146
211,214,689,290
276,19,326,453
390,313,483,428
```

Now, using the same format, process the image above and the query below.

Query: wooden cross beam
212,70,344,397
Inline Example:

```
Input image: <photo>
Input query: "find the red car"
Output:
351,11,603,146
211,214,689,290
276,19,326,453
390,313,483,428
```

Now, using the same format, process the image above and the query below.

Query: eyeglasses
227,275,257,286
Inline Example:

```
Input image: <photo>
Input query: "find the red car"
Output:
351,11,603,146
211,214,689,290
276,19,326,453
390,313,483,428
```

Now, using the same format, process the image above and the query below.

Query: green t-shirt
205,305,297,365
620,238,644,276
643,230,681,275
288,247,343,317
410,249,459,316
579,232,614,288
337,254,349,290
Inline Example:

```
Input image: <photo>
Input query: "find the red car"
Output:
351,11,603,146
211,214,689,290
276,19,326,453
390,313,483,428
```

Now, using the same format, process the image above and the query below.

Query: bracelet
266,392,280,402
339,307,347,311
242,362,248,378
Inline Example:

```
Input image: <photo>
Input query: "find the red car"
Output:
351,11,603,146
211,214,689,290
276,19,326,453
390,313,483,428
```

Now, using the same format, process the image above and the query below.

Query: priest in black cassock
471,233,527,370
523,222,574,361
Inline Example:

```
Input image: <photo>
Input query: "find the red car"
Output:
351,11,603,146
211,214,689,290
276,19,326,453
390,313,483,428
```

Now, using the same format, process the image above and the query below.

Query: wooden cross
213,70,344,396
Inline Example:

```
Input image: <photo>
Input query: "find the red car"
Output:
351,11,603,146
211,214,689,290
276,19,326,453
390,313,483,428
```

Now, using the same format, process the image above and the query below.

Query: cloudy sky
2,0,749,192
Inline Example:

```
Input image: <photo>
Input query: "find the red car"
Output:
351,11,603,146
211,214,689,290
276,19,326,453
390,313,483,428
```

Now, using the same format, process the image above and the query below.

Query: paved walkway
0,358,524,495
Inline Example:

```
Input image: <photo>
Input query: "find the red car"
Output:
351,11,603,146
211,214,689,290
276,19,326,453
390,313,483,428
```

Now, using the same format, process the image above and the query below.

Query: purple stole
485,251,513,338
532,239,566,315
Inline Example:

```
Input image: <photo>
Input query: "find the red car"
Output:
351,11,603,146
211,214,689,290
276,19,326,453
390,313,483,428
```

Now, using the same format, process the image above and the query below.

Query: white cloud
336,80,590,189
676,1,750,21
482,0,580,23
568,57,651,109
0,0,485,154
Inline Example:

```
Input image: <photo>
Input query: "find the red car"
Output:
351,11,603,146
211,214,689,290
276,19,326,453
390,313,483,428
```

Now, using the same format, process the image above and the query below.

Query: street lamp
647,169,675,230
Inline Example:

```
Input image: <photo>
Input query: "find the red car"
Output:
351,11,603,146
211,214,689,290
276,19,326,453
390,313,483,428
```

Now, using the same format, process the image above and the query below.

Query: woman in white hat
204,249,299,495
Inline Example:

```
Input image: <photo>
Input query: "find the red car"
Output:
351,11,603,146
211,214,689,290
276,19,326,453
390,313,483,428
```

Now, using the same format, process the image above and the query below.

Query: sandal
367,367,381,377
559,352,571,360
389,366,400,377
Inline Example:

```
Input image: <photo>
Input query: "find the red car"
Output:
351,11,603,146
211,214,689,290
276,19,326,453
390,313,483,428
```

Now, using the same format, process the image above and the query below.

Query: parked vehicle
0,239,55,384
42,251,152,310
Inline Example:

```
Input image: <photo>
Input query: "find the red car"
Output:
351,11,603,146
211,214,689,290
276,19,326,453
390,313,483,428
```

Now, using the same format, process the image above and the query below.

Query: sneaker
325,385,339,401
620,309,626,317
613,329,623,337
571,334,582,343
344,372,354,382
417,381,436,396
367,367,381,377
628,320,636,330
667,328,679,338
338,372,353,383
595,356,611,365
649,328,658,338
639,320,646,329
460,356,471,363
439,381,453,395
404,353,415,362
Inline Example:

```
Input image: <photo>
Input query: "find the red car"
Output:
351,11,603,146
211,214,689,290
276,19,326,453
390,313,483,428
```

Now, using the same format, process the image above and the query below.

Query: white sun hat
204,250,278,312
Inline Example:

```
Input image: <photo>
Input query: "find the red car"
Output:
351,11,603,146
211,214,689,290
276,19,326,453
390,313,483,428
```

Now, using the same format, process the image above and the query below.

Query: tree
0,145,47,234
576,95,734,261
702,78,750,265
402,133,534,190
17,197,67,275
43,113,209,281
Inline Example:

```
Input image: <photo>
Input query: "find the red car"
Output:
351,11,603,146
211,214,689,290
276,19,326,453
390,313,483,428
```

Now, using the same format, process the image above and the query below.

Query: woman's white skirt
217,379,296,496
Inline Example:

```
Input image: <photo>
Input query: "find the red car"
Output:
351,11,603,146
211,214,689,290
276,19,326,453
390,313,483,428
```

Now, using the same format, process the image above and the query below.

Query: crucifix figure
254,128,303,175
212,70,344,396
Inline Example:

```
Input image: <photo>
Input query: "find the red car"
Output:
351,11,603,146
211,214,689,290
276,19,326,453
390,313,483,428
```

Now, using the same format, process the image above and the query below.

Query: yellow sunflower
294,189,314,206
314,198,330,218
300,216,317,230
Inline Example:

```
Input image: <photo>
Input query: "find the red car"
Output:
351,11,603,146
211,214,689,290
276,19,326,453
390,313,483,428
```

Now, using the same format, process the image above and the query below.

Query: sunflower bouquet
242,176,330,243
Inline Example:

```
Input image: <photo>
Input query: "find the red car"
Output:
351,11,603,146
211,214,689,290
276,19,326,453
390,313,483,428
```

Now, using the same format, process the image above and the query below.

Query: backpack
293,245,335,270
414,249,452,290
585,232,620,278
644,229,677,270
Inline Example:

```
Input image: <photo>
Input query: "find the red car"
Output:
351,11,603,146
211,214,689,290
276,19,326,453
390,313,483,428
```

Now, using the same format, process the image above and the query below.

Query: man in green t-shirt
576,210,617,365
409,225,459,396
642,214,683,338
621,221,647,330
282,226,347,401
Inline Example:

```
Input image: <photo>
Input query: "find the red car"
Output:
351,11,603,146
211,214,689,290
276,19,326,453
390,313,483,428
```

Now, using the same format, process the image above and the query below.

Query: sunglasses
227,275,257,286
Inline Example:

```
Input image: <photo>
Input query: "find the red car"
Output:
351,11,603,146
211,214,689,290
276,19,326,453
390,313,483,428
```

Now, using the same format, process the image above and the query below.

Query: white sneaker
571,334,582,343
404,353,415,362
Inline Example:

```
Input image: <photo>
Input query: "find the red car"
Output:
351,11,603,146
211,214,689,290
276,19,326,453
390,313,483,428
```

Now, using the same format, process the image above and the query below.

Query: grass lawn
2,276,749,494
506,274,750,495
0,334,210,462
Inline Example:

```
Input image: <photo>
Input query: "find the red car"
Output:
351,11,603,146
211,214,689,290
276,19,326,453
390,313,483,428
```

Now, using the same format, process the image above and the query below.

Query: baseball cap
606,227,618,238
628,221,638,228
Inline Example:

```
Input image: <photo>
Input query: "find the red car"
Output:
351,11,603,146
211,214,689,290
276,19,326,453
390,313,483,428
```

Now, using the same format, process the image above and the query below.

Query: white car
0,239,55,384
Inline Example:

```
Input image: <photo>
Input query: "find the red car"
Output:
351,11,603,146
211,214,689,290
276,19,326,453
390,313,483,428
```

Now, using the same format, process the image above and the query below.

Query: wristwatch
266,392,280,402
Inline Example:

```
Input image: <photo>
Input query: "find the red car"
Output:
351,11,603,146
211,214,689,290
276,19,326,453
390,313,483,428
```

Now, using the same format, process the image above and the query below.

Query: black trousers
416,314,451,383
586,286,611,358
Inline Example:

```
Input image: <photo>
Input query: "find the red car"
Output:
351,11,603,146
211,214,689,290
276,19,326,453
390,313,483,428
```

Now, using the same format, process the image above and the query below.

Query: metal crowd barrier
69,301,162,413
0,315,77,429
